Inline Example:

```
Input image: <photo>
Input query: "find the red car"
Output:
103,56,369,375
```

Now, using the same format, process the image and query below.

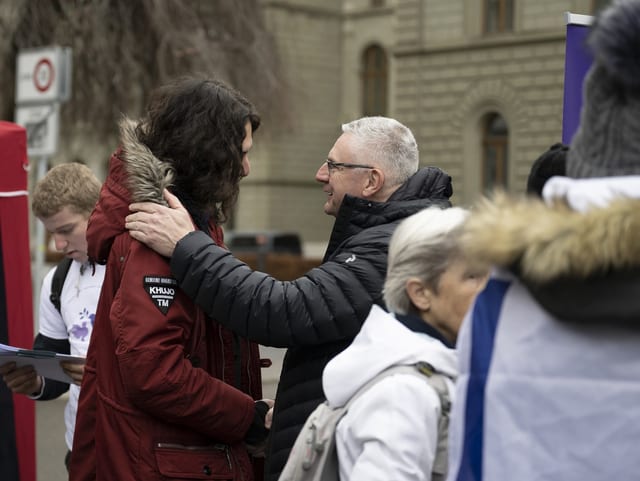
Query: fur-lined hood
119,117,174,205
87,118,176,263
462,177,640,324
463,192,640,283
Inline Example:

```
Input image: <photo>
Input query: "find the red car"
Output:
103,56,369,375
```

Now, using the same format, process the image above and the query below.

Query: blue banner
562,14,594,144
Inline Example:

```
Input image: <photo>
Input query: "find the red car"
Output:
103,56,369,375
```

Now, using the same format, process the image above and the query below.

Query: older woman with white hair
321,206,488,481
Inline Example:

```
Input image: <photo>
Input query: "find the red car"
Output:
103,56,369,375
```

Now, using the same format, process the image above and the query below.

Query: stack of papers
0,342,85,383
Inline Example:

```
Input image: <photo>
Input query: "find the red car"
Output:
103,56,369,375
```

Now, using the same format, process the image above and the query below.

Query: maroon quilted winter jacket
70,119,263,481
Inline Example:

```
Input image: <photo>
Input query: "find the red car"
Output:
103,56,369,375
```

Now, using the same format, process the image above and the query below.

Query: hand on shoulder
125,189,195,257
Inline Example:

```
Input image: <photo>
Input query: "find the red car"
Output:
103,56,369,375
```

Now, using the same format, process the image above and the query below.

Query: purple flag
562,13,594,144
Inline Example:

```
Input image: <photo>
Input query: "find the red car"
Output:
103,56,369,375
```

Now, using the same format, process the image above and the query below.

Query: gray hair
342,116,419,186
383,206,469,314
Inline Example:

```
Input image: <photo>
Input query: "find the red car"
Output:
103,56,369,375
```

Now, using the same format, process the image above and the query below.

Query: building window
361,45,388,116
482,113,509,191
592,0,611,12
484,0,514,34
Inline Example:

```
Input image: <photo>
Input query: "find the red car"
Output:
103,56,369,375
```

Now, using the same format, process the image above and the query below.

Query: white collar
542,175,640,212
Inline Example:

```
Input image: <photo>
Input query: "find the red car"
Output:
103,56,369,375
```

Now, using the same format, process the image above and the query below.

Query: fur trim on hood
86,118,179,263
119,117,174,205
462,191,640,284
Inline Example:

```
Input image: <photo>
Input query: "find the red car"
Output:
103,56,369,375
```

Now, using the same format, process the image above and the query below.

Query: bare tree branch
1,0,289,157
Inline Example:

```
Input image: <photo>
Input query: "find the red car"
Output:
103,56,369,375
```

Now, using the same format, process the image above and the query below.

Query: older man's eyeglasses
325,159,375,173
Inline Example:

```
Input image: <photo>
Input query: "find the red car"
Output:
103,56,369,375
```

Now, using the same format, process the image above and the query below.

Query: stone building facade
234,0,608,251
33,1,608,254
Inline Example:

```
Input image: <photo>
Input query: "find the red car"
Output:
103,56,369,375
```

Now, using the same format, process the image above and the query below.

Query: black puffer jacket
170,166,453,481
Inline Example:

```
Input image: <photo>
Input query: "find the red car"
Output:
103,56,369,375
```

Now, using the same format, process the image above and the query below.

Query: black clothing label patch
143,276,178,315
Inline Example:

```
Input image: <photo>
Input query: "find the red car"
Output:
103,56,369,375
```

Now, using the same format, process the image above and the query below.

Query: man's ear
405,278,432,313
362,168,385,198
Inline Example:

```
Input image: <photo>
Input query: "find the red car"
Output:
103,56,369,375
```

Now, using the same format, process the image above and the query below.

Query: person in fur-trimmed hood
446,2,640,480
69,78,271,481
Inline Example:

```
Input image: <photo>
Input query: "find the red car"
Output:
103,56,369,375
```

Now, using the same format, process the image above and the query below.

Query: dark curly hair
136,76,260,222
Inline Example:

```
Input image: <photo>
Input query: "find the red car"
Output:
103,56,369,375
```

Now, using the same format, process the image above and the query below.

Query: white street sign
15,46,72,104
15,104,60,157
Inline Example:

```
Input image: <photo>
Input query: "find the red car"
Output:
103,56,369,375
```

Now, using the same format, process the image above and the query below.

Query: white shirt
37,260,105,450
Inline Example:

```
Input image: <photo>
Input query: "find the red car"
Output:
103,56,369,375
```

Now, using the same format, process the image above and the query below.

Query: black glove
244,400,270,445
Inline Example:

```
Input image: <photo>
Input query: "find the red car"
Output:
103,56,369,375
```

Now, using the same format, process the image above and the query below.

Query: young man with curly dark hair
70,77,270,481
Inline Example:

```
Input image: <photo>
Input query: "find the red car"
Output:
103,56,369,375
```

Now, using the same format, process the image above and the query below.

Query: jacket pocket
154,443,234,480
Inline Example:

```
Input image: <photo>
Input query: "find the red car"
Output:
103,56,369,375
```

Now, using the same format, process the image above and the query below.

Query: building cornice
395,31,565,57
344,6,394,20
260,0,341,19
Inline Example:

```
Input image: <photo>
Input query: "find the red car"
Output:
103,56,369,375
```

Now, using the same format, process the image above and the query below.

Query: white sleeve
27,376,45,399
337,374,442,481
37,266,68,340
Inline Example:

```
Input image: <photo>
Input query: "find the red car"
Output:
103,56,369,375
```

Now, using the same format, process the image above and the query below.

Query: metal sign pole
33,155,48,323
14,45,72,322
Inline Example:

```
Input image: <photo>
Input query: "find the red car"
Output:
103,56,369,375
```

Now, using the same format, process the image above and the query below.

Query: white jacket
323,304,457,481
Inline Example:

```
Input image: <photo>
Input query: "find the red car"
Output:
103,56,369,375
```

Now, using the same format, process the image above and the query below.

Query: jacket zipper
218,326,226,383
233,332,242,389
246,339,253,396
156,443,232,469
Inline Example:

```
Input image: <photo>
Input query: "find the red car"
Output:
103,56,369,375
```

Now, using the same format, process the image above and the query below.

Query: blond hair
32,163,101,219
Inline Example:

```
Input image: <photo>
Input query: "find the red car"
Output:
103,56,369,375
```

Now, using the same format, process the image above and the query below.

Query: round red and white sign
33,58,54,93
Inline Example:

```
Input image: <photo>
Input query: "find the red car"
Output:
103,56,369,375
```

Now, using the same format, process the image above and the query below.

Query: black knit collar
395,312,454,349
171,188,210,236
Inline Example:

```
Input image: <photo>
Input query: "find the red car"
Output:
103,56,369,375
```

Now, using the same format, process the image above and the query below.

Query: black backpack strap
49,257,73,313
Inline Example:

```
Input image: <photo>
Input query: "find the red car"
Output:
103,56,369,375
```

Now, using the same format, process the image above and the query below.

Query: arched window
361,45,388,116
484,0,514,34
482,113,509,191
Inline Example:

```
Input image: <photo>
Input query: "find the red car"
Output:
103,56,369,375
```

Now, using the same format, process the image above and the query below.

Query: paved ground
36,394,68,481
35,346,285,481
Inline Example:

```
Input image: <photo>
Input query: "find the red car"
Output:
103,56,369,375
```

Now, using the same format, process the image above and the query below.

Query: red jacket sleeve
113,242,255,440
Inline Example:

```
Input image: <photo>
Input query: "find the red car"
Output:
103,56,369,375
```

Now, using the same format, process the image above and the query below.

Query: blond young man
0,162,103,470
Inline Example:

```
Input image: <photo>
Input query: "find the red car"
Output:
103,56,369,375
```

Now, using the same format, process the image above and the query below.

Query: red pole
0,121,36,481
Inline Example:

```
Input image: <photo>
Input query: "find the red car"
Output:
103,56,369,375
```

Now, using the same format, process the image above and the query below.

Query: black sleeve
32,333,71,400
170,230,385,347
